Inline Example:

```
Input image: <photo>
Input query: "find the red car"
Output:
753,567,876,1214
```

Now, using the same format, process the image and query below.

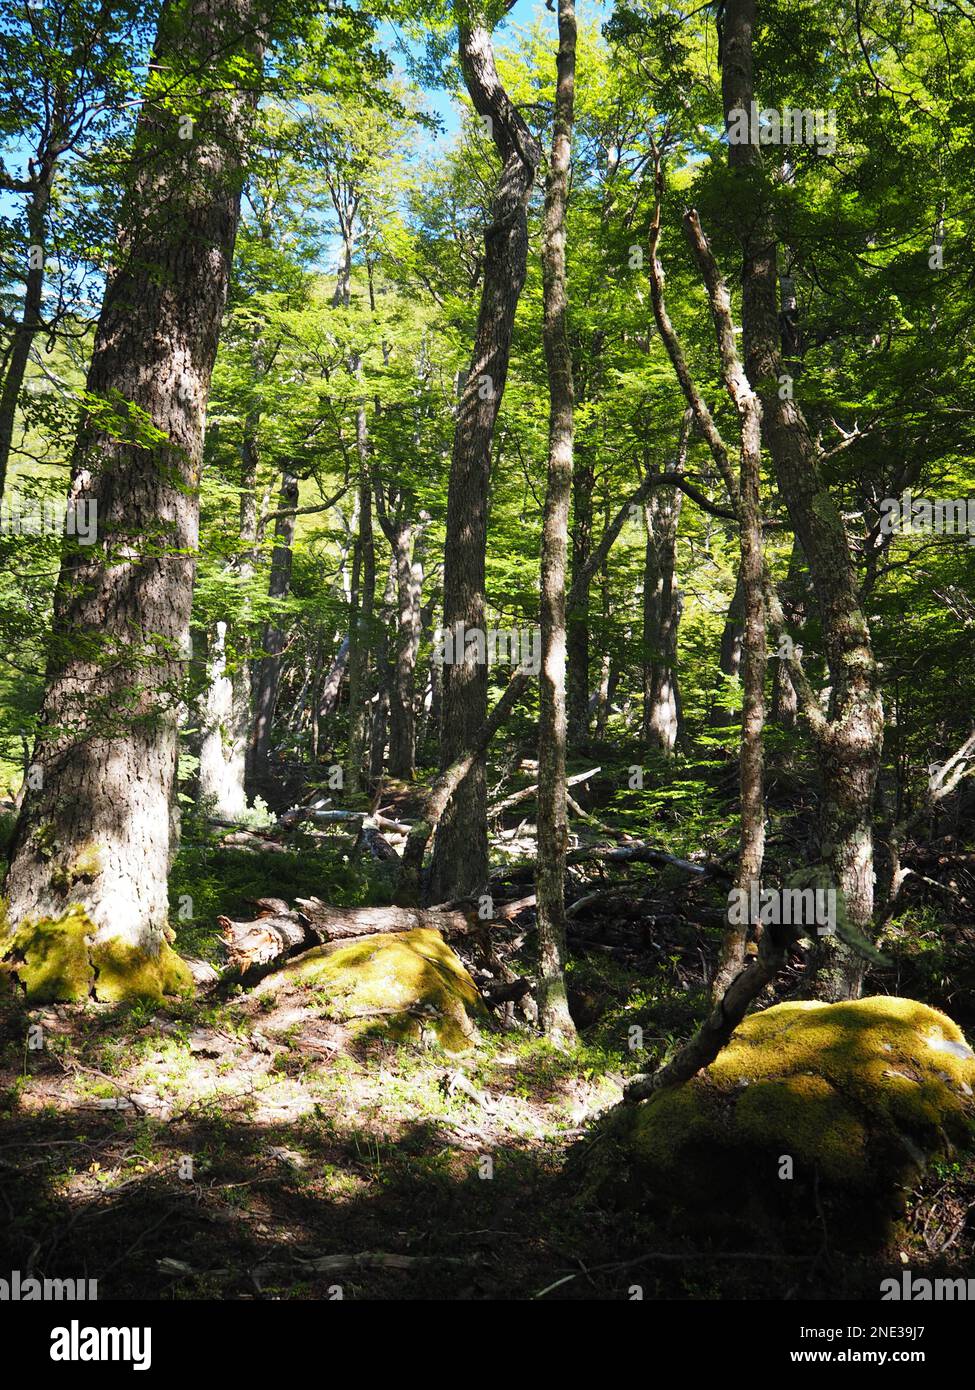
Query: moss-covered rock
254,927,485,1053
580,997,975,1250
0,906,194,1004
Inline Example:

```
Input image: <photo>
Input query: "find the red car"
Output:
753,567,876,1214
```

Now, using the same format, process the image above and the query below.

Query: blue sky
384,0,557,146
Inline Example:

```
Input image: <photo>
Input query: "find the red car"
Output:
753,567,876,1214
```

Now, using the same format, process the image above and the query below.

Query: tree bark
535,0,578,1043
3,0,264,979
770,539,803,730
249,469,299,785
681,210,768,1002
712,568,745,727
388,519,424,779
369,552,397,779
345,417,374,796
198,621,251,819
0,178,52,500
566,449,594,748
722,0,883,1001
318,635,349,729
428,4,541,902
643,410,689,755
199,418,259,817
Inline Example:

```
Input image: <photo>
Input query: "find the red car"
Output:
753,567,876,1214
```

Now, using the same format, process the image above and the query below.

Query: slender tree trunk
3,0,263,998
370,552,397,780
535,0,578,1043
199,421,258,817
711,567,745,727
722,0,883,1000
428,8,541,902
680,211,766,1000
318,635,349,728
249,469,299,785
592,540,612,738
198,621,250,818
771,538,803,730
345,422,374,796
566,449,594,748
424,605,443,757
643,410,689,755
0,180,51,500
387,519,424,779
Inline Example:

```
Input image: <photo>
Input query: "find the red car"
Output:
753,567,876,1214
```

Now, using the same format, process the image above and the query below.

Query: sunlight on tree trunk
3,0,265,995
535,0,579,1045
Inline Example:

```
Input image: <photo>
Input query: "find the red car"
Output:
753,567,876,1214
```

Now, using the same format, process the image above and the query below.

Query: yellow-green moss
707,996,975,1147
50,843,105,892
259,927,484,1053
734,1075,868,1184
630,1079,728,1173
581,997,975,1249
90,935,193,1004
0,905,193,1004
0,905,96,1002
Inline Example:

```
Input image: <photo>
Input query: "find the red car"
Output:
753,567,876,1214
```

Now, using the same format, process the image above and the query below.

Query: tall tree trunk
566,449,594,748
249,469,299,787
422,600,443,758
771,538,803,730
3,0,263,998
592,535,612,738
198,621,250,818
535,0,578,1043
722,0,883,1000
370,552,397,780
428,6,541,902
345,421,374,796
318,635,349,729
680,212,767,1000
0,179,52,500
711,567,745,727
387,519,424,779
643,410,690,755
199,421,258,817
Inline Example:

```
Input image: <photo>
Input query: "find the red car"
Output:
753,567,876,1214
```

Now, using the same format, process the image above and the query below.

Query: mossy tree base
580,997,975,1251
0,905,194,1004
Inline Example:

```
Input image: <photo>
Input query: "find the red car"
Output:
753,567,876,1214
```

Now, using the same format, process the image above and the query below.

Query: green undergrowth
169,837,392,963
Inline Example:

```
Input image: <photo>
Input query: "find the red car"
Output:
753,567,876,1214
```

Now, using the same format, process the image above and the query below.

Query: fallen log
218,830,291,854
488,767,600,818
494,893,536,920
279,805,412,835
432,892,536,920
565,841,731,878
354,824,400,862
158,1250,477,1284
566,887,648,918
218,898,475,973
294,899,473,940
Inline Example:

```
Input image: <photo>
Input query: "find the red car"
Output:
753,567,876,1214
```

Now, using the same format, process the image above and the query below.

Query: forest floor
2,756,975,1300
